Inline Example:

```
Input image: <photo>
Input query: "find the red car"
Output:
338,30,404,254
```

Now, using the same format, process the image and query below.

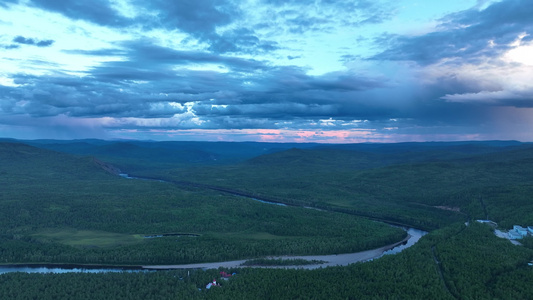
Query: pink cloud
106,126,527,144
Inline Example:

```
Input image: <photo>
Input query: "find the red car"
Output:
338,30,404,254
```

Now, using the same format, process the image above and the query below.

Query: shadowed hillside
0,142,116,180
12,139,319,171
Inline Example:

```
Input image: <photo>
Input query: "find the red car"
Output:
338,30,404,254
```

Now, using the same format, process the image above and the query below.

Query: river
0,265,143,275
0,228,426,274
144,228,427,271
0,175,428,274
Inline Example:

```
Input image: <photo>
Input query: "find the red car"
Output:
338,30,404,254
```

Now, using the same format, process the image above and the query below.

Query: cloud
13,35,54,47
27,0,133,27
363,0,533,127
0,0,17,8
258,0,395,33
442,89,533,106
373,0,533,65
36,40,54,47
2,44,19,49
1,72,186,119
65,40,269,74
25,0,264,54
0,114,111,140
137,0,238,35
24,0,241,52
209,28,279,54
136,1,278,54
21,0,396,55
2,0,533,142
1,36,398,128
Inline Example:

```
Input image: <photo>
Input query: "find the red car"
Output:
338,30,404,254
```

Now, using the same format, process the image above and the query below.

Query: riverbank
144,229,424,271
0,229,426,274
0,264,143,275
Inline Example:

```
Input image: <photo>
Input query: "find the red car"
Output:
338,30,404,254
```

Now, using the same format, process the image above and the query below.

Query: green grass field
32,228,144,248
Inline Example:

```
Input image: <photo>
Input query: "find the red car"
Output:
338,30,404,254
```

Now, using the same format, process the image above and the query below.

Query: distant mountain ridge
2,137,531,176
2,139,319,171
246,140,532,171
0,142,117,180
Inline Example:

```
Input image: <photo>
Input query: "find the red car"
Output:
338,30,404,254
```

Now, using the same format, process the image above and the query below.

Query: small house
528,226,533,234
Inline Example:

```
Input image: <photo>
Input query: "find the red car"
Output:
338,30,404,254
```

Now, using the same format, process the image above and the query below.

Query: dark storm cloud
373,0,533,64
13,35,54,47
2,38,399,126
246,66,388,97
3,73,186,118
2,62,496,133
183,66,398,123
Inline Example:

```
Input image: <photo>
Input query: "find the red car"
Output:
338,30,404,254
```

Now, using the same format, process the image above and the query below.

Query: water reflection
381,228,427,256
0,266,142,275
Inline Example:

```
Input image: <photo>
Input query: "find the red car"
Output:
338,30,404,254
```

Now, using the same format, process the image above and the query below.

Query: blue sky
1,0,532,143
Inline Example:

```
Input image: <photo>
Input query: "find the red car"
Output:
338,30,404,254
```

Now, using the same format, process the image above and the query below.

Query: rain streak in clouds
0,0,532,142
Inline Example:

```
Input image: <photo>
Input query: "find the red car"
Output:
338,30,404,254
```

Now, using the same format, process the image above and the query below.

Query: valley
1,139,533,299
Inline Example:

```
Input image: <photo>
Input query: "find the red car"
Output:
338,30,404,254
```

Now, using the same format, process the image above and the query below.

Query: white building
508,230,523,240
513,225,528,237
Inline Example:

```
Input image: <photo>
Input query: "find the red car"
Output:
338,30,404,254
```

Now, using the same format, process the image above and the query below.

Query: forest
0,141,405,265
1,139,533,299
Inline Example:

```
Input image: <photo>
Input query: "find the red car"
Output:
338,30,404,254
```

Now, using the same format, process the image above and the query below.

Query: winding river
143,228,426,271
0,174,427,274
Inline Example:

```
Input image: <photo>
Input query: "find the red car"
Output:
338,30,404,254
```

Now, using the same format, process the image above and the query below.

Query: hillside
0,142,117,180
9,139,533,230
0,141,405,265
12,139,319,171
154,141,533,230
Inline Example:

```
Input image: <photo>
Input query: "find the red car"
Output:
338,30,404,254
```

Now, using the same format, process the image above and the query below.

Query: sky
1,0,532,143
